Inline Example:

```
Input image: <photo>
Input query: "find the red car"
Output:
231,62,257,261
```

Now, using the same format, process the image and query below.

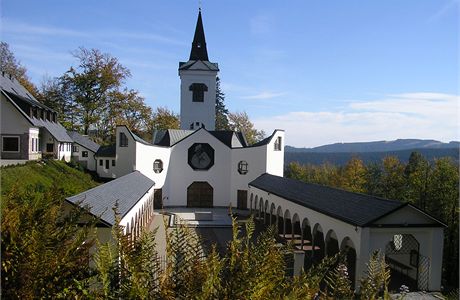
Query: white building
1,72,73,164
68,131,100,171
67,10,445,292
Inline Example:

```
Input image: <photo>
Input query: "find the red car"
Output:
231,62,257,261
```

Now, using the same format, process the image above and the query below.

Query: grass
1,160,100,197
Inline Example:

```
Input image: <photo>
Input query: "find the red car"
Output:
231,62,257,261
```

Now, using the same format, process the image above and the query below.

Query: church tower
179,9,219,130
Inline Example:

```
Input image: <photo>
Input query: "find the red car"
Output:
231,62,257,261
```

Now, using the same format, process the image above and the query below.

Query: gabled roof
190,10,209,61
178,60,219,71
66,171,155,226
152,128,249,148
0,72,44,108
249,174,444,227
1,74,73,143
248,129,283,148
119,125,151,145
153,129,194,146
31,116,73,142
67,131,100,153
209,131,246,148
95,145,116,157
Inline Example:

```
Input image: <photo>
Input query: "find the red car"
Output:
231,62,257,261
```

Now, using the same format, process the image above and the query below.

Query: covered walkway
249,173,445,291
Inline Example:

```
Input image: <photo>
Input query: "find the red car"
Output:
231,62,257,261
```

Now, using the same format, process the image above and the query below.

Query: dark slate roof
0,72,43,107
153,129,194,146
250,130,277,147
178,60,219,71
209,131,246,148
152,128,248,148
68,131,100,153
66,171,155,226
31,116,73,142
118,126,151,145
1,73,73,143
249,174,407,227
95,145,116,157
190,10,208,61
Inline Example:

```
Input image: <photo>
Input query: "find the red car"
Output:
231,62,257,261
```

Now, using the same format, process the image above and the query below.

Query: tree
60,47,131,135
340,157,367,193
1,185,95,298
228,111,265,145
103,88,152,139
40,76,78,129
380,156,406,201
215,77,230,130
404,151,430,208
150,107,180,130
0,41,41,99
427,158,459,287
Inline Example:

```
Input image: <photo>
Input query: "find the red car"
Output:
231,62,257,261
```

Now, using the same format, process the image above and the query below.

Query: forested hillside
286,152,459,289
285,147,459,166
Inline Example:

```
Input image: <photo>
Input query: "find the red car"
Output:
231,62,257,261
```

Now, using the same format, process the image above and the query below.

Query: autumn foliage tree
286,153,459,289
0,42,41,99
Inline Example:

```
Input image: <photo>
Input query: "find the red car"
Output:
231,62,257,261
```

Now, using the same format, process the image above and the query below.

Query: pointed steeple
189,9,209,61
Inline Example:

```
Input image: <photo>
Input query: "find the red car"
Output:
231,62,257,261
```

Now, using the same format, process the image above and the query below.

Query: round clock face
188,143,215,170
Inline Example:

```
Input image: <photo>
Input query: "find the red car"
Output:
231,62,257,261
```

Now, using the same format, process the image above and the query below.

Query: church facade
67,10,445,292
90,10,284,209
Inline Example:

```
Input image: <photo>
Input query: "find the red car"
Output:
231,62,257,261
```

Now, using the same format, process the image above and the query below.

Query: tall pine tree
215,77,230,130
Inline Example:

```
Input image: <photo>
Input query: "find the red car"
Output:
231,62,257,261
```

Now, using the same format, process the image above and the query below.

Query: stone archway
325,229,340,257
276,206,283,236
270,203,276,225
312,223,325,264
187,181,213,207
291,213,301,243
385,234,421,291
283,209,291,239
340,237,357,288
264,200,270,224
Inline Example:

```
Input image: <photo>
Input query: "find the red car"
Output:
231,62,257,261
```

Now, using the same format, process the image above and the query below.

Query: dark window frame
153,159,164,173
82,151,88,157
2,136,20,152
274,136,282,151
105,159,110,169
238,160,248,175
119,132,128,147
189,83,208,102
112,160,116,167
99,159,103,166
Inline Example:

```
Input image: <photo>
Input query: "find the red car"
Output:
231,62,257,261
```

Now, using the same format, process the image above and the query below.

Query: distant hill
286,139,459,153
285,139,459,166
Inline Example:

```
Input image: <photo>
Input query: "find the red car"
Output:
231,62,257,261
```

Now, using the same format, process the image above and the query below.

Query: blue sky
2,0,458,147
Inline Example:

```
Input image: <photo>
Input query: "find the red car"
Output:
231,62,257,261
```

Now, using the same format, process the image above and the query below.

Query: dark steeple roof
189,10,209,61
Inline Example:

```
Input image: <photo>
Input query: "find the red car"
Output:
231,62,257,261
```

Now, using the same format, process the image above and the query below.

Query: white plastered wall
230,145,268,208
135,142,171,187
179,65,217,131
72,144,97,171
367,227,443,291
1,95,31,134
249,186,362,286
120,186,155,232
265,130,285,176
165,129,231,207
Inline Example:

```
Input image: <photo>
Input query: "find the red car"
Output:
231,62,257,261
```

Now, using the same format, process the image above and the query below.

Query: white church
63,10,445,292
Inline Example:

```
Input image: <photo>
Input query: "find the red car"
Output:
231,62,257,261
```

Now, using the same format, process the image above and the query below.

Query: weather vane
199,0,202,12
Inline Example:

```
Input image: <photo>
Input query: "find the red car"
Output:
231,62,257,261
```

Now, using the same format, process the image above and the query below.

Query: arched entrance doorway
385,234,422,291
187,182,213,207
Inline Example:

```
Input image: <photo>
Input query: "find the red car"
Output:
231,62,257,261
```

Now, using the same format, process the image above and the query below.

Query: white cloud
2,19,185,46
241,91,287,100
254,92,459,147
